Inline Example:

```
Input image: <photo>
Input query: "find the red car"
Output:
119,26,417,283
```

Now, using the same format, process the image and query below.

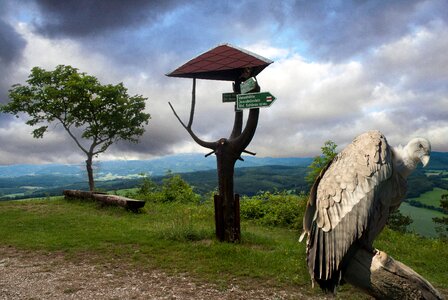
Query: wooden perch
63,190,145,212
343,248,444,299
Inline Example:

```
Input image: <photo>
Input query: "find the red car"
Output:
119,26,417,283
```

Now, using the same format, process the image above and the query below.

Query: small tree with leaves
433,193,448,239
1,65,150,191
306,140,338,185
161,172,200,204
387,209,413,233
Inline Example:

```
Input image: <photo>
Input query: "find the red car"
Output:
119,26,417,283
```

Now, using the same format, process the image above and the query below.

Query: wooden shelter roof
166,44,273,81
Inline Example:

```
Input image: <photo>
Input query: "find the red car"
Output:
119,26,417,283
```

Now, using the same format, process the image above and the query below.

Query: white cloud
16,23,125,85
0,119,84,164
369,21,448,90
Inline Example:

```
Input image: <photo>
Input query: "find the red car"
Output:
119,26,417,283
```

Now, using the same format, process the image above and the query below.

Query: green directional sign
240,77,257,94
222,92,237,103
236,92,276,110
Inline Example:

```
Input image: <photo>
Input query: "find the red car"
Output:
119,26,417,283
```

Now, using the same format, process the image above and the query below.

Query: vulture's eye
419,143,423,149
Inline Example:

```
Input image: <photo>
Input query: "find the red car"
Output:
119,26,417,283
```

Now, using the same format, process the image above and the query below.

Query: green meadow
400,202,446,237
408,187,447,208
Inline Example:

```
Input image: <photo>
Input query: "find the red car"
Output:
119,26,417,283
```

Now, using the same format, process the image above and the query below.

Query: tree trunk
215,139,240,242
343,249,444,299
85,154,95,191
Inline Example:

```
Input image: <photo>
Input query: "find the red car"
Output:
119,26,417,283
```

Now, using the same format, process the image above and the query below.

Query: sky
0,0,447,165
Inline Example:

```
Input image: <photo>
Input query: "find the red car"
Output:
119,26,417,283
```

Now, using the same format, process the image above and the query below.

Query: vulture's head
405,137,431,167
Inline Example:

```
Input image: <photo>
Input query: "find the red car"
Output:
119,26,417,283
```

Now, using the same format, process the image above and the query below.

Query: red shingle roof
166,44,273,81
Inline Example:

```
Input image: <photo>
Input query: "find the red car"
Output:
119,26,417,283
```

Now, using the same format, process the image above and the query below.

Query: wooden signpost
167,44,273,242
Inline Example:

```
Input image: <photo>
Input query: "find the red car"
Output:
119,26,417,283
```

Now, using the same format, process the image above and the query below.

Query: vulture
300,130,431,292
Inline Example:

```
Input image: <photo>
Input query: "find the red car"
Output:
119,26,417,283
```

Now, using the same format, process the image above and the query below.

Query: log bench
63,190,145,212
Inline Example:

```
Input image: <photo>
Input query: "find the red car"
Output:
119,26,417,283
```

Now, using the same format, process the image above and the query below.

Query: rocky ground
0,246,323,300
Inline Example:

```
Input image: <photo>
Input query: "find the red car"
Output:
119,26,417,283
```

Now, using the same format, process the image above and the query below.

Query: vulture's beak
421,154,430,167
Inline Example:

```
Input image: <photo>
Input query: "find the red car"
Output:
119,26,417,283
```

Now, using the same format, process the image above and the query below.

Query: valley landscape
1,152,447,237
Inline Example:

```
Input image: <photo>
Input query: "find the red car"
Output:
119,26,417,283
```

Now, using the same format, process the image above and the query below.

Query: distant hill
426,152,448,170
181,165,309,196
2,151,446,179
0,154,313,200
1,152,447,201
0,153,313,178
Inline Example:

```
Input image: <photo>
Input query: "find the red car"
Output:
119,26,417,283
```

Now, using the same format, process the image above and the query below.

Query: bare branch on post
168,78,217,151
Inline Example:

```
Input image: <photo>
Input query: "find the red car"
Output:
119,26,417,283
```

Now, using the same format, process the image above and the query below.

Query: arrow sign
236,92,276,110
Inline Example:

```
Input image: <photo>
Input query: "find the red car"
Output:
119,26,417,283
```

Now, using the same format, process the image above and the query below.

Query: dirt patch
0,246,324,299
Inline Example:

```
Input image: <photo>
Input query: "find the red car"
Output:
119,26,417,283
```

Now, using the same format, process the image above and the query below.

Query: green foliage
133,172,200,204
306,140,337,185
161,173,200,204
138,173,157,195
1,65,150,190
387,209,413,233
433,193,448,239
240,191,307,229
2,65,150,146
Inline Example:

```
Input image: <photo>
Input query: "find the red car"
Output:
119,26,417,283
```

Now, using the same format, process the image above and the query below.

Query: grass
0,197,447,298
0,198,312,292
402,187,447,237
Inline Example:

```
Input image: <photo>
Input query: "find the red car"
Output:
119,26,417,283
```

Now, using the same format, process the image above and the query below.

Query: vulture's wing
303,130,393,289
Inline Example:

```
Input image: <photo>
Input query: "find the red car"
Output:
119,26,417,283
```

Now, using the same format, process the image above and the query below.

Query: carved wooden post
168,78,260,242
166,44,272,242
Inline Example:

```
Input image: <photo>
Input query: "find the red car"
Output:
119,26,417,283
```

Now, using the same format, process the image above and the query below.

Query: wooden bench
63,190,145,212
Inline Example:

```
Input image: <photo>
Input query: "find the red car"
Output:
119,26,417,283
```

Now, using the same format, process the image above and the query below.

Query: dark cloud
30,0,287,75
0,9,27,105
0,114,14,128
33,0,183,37
287,0,448,61
0,79,11,105
0,20,26,65
26,0,448,68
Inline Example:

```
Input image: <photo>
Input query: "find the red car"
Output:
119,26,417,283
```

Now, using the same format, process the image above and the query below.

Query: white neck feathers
392,145,418,178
